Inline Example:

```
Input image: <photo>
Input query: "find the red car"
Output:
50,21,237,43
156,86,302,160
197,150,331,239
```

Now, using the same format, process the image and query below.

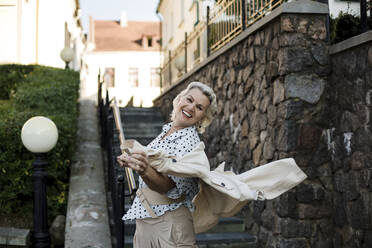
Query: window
150,68,161,87
194,1,200,26
148,37,153,47
104,68,115,87
128,68,138,87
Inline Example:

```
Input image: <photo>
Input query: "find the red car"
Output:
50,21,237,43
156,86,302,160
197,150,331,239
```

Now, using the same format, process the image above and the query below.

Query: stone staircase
112,107,257,248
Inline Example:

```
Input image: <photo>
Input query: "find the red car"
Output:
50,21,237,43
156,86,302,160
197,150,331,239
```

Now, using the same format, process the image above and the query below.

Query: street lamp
21,116,58,248
60,47,74,69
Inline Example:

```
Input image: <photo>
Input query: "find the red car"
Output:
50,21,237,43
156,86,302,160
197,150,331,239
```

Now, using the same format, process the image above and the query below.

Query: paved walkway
64,77,112,248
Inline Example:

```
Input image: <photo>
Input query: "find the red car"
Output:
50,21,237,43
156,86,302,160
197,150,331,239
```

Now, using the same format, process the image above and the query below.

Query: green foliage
330,11,372,44
0,65,79,222
0,64,36,100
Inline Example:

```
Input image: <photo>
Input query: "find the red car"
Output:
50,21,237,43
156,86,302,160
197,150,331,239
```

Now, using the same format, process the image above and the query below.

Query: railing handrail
111,97,137,197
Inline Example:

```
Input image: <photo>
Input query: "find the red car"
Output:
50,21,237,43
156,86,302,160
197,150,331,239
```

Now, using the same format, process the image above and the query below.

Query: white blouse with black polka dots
122,123,200,221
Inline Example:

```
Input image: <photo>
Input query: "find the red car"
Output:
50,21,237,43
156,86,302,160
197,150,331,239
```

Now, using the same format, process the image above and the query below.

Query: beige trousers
133,206,197,248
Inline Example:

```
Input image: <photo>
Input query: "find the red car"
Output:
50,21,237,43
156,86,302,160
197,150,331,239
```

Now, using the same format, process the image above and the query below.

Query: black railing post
184,32,188,73
361,0,368,32
97,72,102,107
207,6,210,57
241,0,246,30
106,110,114,193
117,174,125,248
32,153,51,248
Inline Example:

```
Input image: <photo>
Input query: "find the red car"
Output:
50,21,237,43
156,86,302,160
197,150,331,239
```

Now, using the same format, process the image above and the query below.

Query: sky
79,0,160,34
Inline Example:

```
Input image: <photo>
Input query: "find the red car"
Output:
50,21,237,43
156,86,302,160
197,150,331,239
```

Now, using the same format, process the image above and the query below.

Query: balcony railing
160,0,286,88
160,0,370,89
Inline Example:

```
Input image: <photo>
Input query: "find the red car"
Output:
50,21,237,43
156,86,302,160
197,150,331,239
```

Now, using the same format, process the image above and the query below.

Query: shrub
330,11,372,44
0,64,36,100
0,65,79,223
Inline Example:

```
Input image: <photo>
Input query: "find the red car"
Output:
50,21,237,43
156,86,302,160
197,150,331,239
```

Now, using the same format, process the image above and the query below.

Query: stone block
340,111,361,132
350,193,372,229
296,183,316,203
248,131,259,150
279,33,308,47
253,201,265,225
275,120,296,152
276,238,308,248
311,44,329,66
252,143,263,166
278,48,314,75
273,78,285,105
241,119,249,138
281,17,295,32
0,227,30,247
280,218,314,238
297,124,322,149
309,18,327,40
284,73,325,104
297,203,332,219
263,139,275,160
266,61,279,83
274,192,297,218
351,151,365,171
267,105,277,125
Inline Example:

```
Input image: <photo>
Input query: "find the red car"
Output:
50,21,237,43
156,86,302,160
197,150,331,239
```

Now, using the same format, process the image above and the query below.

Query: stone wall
328,32,372,247
153,1,371,247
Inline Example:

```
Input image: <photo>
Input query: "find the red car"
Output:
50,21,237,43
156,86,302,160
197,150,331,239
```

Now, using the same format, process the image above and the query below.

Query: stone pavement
64,77,111,247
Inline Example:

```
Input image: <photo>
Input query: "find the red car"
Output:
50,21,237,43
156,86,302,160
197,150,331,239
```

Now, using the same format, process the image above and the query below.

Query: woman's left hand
117,151,149,176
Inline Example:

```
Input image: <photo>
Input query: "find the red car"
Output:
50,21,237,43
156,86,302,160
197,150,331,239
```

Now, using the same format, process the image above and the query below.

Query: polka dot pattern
122,123,200,221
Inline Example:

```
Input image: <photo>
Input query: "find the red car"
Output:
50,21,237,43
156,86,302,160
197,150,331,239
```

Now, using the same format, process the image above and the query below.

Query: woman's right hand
117,151,149,176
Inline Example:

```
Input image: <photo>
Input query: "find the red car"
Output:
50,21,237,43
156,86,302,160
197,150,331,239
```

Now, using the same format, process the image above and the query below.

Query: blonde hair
171,81,217,133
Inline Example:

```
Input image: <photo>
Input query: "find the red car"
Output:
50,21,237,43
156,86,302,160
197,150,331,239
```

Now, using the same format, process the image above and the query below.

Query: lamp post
60,47,74,69
21,116,58,248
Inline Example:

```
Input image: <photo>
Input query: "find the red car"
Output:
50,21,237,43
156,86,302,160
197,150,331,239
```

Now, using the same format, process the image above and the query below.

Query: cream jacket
122,140,307,233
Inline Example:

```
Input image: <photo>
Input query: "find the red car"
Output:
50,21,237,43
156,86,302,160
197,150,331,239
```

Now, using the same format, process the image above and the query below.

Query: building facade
0,0,84,70
156,0,362,90
84,13,162,107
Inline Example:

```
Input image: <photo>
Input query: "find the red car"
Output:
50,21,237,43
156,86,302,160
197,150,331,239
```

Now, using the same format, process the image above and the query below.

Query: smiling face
172,88,211,130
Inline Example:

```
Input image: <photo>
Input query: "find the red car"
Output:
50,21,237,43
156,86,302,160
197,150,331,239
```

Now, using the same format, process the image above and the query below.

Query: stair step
197,232,256,245
124,233,257,247
124,219,136,236
120,107,164,124
123,217,246,236
207,217,245,233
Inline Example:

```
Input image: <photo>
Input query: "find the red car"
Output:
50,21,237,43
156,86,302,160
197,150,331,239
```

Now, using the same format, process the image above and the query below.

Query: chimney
120,11,127,27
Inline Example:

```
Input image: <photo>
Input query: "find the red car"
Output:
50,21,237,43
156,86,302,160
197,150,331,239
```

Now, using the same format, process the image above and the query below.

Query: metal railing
98,74,137,248
209,0,244,53
160,0,285,87
361,0,371,32
161,21,207,89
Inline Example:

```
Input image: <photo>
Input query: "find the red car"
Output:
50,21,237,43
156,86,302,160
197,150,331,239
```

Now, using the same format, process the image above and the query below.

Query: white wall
0,0,84,70
0,0,19,63
329,0,360,17
84,50,162,107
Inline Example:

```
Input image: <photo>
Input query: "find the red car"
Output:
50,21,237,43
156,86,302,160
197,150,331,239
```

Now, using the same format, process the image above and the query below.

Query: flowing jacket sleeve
122,139,307,233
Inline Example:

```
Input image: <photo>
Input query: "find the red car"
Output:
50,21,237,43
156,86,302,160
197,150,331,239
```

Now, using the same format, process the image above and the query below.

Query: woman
117,81,217,247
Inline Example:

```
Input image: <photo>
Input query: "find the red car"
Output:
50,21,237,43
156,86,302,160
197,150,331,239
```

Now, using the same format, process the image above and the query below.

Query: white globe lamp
60,47,74,69
21,116,58,153
21,116,58,247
